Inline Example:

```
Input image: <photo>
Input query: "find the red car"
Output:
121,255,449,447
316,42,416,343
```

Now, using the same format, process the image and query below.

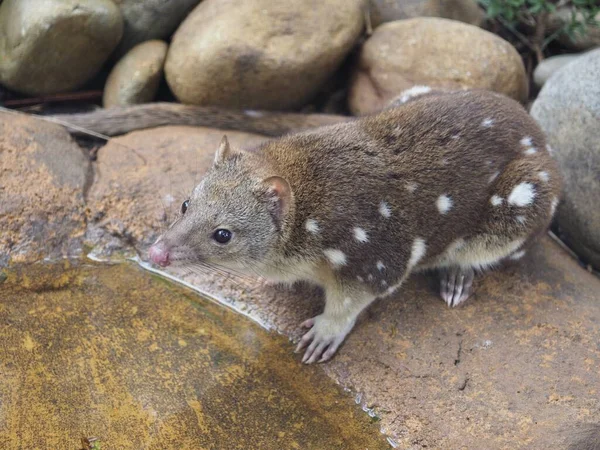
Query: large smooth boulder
369,0,484,28
349,18,528,114
113,0,201,55
164,0,364,110
0,0,123,95
0,112,91,266
103,40,168,108
531,48,600,270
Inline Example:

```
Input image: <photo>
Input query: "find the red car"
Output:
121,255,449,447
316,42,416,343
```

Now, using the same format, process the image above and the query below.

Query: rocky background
1,0,600,448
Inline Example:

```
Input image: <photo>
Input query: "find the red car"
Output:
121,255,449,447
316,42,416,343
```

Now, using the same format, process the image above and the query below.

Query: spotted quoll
149,89,563,364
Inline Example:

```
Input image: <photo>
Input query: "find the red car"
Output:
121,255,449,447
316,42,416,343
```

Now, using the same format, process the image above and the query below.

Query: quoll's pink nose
149,242,170,267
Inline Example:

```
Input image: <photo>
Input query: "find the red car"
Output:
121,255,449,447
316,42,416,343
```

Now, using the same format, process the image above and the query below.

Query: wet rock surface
103,40,168,108
348,18,528,115
0,0,123,95
0,112,91,267
164,0,364,109
113,0,200,55
0,262,388,449
531,48,600,270
368,0,484,28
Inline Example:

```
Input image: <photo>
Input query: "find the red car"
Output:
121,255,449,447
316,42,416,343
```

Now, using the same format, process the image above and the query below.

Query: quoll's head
148,136,293,273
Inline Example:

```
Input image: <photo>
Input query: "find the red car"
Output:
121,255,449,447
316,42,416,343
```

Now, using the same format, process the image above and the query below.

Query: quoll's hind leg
439,266,475,307
295,286,376,364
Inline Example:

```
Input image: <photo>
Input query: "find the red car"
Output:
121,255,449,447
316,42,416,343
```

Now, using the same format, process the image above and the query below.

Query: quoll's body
149,90,562,363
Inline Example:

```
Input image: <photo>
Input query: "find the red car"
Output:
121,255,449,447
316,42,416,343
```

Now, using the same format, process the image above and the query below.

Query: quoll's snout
149,241,170,267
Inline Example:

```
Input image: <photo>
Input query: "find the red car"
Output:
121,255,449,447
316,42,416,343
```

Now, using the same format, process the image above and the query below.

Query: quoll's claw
301,318,315,328
440,267,475,307
296,315,352,364
294,326,315,353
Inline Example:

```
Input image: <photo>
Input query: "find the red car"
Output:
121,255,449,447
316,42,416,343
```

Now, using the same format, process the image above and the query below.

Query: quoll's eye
181,200,189,214
213,229,232,244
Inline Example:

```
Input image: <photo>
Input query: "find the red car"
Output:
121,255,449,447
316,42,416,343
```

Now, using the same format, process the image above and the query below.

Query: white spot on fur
368,274,374,281
305,219,320,234
436,194,453,214
408,238,427,269
405,182,418,193
508,182,536,207
324,249,347,268
451,134,460,140
520,136,533,147
398,85,432,103
357,275,364,283
381,280,388,287
489,171,500,184
524,147,537,155
490,195,503,206
516,215,526,224
546,144,553,154
353,227,369,243
481,118,494,128
379,201,391,218
376,261,386,272
550,197,559,216
244,110,264,118
538,171,549,183
510,250,526,260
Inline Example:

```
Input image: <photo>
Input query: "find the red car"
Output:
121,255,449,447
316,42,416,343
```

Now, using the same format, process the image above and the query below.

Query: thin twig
533,11,550,62
496,16,537,53
2,90,103,107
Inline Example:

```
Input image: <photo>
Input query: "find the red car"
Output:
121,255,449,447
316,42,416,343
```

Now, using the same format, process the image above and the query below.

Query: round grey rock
531,48,600,269
533,53,584,89
103,40,168,108
369,0,484,28
0,0,123,96
164,0,365,110
348,18,528,115
113,0,201,55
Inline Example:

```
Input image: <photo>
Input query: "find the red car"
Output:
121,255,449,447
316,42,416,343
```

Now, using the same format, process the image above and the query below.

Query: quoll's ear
213,135,231,166
261,176,293,231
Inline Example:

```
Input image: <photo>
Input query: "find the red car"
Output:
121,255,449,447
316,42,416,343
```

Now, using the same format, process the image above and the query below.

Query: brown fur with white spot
149,90,563,363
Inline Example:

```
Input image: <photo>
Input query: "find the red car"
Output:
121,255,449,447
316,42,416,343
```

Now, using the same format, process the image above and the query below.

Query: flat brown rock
170,237,600,449
0,112,91,266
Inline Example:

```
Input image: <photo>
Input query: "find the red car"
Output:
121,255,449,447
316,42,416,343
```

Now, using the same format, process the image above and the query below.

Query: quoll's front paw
294,315,354,364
